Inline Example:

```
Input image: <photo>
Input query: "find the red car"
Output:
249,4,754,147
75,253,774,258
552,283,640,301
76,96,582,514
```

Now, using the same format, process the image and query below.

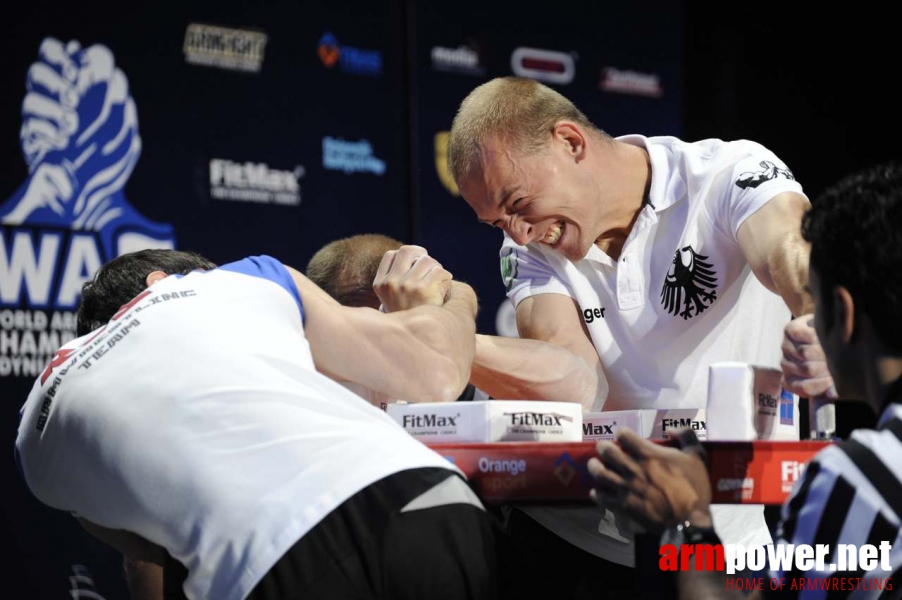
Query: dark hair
305,234,404,308
77,249,217,336
802,163,902,352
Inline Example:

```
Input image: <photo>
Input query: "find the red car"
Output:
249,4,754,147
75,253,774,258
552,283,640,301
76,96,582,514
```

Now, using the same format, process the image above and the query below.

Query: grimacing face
457,133,599,261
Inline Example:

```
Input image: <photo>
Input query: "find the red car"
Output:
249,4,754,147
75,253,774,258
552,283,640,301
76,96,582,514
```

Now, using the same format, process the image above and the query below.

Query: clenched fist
373,245,453,312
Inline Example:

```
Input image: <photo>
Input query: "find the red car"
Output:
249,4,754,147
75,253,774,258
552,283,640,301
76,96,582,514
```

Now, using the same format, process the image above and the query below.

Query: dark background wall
0,1,896,596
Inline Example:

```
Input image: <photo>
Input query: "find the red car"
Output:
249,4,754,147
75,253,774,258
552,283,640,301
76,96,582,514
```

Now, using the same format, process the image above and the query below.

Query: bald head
447,77,609,184
306,234,404,308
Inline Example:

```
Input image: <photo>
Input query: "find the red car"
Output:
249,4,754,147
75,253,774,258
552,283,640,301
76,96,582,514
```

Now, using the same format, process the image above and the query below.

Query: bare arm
290,267,478,402
77,518,164,600
470,293,602,410
737,191,813,316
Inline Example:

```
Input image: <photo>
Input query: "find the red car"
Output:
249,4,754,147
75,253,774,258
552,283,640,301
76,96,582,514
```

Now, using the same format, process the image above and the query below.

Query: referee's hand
781,314,838,399
588,429,713,533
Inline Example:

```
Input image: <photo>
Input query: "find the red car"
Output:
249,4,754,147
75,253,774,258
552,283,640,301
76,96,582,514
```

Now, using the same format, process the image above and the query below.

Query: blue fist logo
0,38,174,256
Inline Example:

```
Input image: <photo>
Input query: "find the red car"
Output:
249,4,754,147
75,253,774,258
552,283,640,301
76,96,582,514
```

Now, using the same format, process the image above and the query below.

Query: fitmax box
387,400,584,443
581,409,707,442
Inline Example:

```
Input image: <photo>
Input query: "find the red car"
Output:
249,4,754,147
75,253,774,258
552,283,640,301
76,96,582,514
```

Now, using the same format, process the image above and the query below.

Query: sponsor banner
388,400,582,442
510,46,575,85
0,39,175,381
431,44,484,76
183,24,268,73
707,363,800,441
429,440,829,504
582,409,706,441
209,159,304,205
322,136,386,175
599,67,663,97
317,32,382,77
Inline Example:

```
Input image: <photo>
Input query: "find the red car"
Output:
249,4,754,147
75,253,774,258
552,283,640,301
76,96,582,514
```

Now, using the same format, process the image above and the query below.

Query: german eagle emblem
660,246,718,319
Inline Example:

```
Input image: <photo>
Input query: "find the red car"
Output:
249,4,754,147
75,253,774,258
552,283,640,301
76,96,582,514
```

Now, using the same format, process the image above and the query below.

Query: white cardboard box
387,400,584,443
706,362,799,441
581,409,707,441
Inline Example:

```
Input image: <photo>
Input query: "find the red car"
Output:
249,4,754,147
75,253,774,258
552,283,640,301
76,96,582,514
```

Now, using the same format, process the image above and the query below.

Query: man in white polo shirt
16,248,496,600
447,77,831,599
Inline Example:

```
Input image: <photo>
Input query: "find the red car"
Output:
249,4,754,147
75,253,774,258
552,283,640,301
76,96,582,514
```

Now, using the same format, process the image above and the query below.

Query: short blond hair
447,77,608,183
306,234,404,307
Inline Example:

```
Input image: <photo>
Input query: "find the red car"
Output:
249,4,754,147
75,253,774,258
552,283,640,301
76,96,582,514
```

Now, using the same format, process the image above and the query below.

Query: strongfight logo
660,245,718,319
735,160,795,190
183,24,268,73
0,39,175,378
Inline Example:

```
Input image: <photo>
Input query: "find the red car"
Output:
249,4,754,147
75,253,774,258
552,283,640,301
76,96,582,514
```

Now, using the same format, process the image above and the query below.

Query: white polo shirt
503,135,806,563
503,135,803,411
16,256,460,600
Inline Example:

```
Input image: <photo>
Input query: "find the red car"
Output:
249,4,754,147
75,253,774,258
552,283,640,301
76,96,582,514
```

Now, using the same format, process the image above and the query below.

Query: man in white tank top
16,247,496,600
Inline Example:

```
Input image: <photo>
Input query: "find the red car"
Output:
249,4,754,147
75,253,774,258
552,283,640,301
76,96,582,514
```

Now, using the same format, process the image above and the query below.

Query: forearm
470,334,598,410
400,282,478,400
769,232,813,316
124,557,163,600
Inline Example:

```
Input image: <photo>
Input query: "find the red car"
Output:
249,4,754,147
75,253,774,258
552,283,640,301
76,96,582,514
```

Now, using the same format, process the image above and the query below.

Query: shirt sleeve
500,236,574,307
218,255,304,324
715,141,807,239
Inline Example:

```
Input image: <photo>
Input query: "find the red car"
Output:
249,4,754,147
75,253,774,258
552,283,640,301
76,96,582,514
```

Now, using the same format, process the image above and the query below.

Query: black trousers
165,468,498,600
495,506,638,600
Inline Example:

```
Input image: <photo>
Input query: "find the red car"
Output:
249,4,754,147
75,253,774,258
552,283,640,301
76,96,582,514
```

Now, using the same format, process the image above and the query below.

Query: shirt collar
615,134,686,212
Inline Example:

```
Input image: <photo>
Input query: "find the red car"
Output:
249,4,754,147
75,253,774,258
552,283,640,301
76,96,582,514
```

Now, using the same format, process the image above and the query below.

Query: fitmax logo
505,412,573,427
583,423,614,436
402,413,459,428
662,418,707,432
758,393,778,409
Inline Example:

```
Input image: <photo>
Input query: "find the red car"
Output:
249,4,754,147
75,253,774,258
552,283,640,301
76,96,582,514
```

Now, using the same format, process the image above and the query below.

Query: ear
145,271,168,288
552,121,587,161
834,285,855,343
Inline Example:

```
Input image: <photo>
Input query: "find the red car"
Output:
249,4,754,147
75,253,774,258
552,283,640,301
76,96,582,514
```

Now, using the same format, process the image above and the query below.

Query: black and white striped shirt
769,403,902,599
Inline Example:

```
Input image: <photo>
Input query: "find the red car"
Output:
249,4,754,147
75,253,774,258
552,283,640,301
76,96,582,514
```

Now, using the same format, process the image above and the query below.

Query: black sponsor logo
582,307,606,323
735,160,795,190
661,418,707,432
505,412,573,427
583,422,615,436
402,413,459,428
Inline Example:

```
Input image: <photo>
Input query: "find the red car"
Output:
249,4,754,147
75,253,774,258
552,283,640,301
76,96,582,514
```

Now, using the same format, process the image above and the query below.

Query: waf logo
0,38,175,378
661,245,718,319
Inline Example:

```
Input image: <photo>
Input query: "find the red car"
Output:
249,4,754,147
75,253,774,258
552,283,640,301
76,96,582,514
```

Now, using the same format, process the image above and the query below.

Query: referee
589,162,902,599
